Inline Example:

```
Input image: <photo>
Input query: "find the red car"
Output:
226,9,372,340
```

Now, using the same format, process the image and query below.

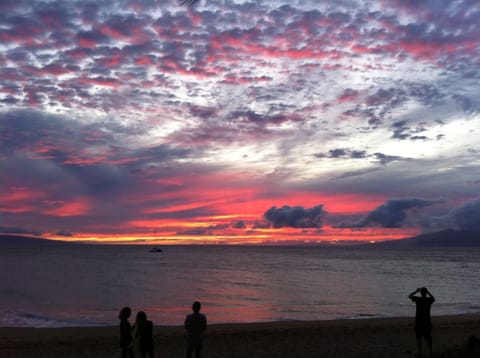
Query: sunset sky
1,0,479,244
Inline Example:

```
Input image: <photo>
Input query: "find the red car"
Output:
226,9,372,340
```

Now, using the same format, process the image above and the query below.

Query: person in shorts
119,306,135,358
409,287,435,356
184,301,207,358
135,311,154,358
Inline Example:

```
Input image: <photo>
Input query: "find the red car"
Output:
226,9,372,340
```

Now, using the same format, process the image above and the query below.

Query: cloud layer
1,0,479,243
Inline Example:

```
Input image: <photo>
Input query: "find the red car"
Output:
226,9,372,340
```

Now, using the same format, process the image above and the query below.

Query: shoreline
1,314,479,357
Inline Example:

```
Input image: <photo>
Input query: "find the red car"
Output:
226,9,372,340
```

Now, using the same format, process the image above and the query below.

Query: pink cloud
79,75,121,88
135,56,155,66
38,63,72,76
78,36,98,48
1,187,46,214
42,198,91,217
337,90,360,104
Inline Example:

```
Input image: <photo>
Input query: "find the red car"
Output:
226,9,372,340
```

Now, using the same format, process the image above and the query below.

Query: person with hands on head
409,287,435,357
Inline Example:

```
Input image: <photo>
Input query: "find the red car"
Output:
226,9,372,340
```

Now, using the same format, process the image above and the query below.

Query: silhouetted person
134,311,154,358
409,287,435,357
184,301,207,358
119,306,135,358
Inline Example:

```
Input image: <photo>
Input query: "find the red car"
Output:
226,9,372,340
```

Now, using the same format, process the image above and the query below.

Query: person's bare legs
195,344,202,358
427,337,433,357
417,338,422,357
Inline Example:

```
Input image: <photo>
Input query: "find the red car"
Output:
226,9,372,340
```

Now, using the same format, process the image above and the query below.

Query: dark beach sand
1,314,479,358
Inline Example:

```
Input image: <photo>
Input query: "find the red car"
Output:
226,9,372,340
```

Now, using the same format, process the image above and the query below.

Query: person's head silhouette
136,310,147,323
192,301,201,313
119,306,132,320
420,287,428,297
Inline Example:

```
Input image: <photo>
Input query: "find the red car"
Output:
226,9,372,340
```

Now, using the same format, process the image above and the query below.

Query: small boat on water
149,247,163,253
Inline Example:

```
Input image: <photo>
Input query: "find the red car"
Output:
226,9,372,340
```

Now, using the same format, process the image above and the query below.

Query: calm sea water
0,243,479,327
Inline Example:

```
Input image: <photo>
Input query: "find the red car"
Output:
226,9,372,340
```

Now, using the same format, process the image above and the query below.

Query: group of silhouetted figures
119,301,207,358
119,288,435,358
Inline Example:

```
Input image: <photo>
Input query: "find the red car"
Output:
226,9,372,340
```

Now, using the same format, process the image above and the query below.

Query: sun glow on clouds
42,199,91,217
1,0,480,244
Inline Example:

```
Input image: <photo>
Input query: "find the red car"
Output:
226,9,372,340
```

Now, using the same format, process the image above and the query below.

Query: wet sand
0,314,479,358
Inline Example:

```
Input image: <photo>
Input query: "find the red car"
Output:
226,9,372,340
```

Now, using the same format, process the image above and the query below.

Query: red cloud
135,56,154,66
337,89,360,104
42,198,91,217
1,187,46,214
38,63,72,76
98,24,151,45
79,75,121,88
97,55,122,68
78,36,97,48
66,48,92,60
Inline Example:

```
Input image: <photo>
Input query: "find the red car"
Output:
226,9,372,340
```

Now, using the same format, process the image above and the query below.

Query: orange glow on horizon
3,173,416,245
47,226,420,245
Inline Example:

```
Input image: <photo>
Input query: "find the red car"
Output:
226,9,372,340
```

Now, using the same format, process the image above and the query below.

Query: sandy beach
0,314,479,358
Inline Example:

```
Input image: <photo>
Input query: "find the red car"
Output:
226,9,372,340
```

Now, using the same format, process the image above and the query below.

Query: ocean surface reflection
0,244,479,327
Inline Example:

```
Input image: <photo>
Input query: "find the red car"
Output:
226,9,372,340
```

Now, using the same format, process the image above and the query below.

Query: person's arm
408,288,420,300
425,288,436,302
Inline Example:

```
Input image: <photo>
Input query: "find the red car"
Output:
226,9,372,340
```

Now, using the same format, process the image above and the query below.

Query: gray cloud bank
352,198,441,228
264,205,325,228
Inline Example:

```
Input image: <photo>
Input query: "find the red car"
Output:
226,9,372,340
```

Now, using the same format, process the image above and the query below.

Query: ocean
0,243,479,327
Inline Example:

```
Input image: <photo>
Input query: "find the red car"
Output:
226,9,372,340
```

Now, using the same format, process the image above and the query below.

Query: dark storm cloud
351,150,368,159
314,148,402,165
176,223,230,236
391,120,430,141
366,88,407,108
0,110,76,156
77,30,111,47
339,87,410,126
391,120,410,140
448,197,480,231
373,153,404,165
335,167,382,180
176,228,211,236
328,148,349,158
361,88,408,125
452,94,480,114
0,226,43,236
227,110,303,129
352,198,440,228
0,109,196,209
408,83,445,106
143,146,194,169
187,104,219,119
169,109,295,146
0,110,192,165
252,220,270,229
232,220,246,229
55,230,74,237
264,205,325,228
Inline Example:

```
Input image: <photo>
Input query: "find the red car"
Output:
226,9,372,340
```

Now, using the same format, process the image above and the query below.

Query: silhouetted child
135,311,154,358
184,301,207,358
409,287,435,357
119,306,135,358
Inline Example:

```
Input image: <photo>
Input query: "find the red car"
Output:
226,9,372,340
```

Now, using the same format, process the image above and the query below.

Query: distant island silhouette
366,229,480,248
0,235,71,246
